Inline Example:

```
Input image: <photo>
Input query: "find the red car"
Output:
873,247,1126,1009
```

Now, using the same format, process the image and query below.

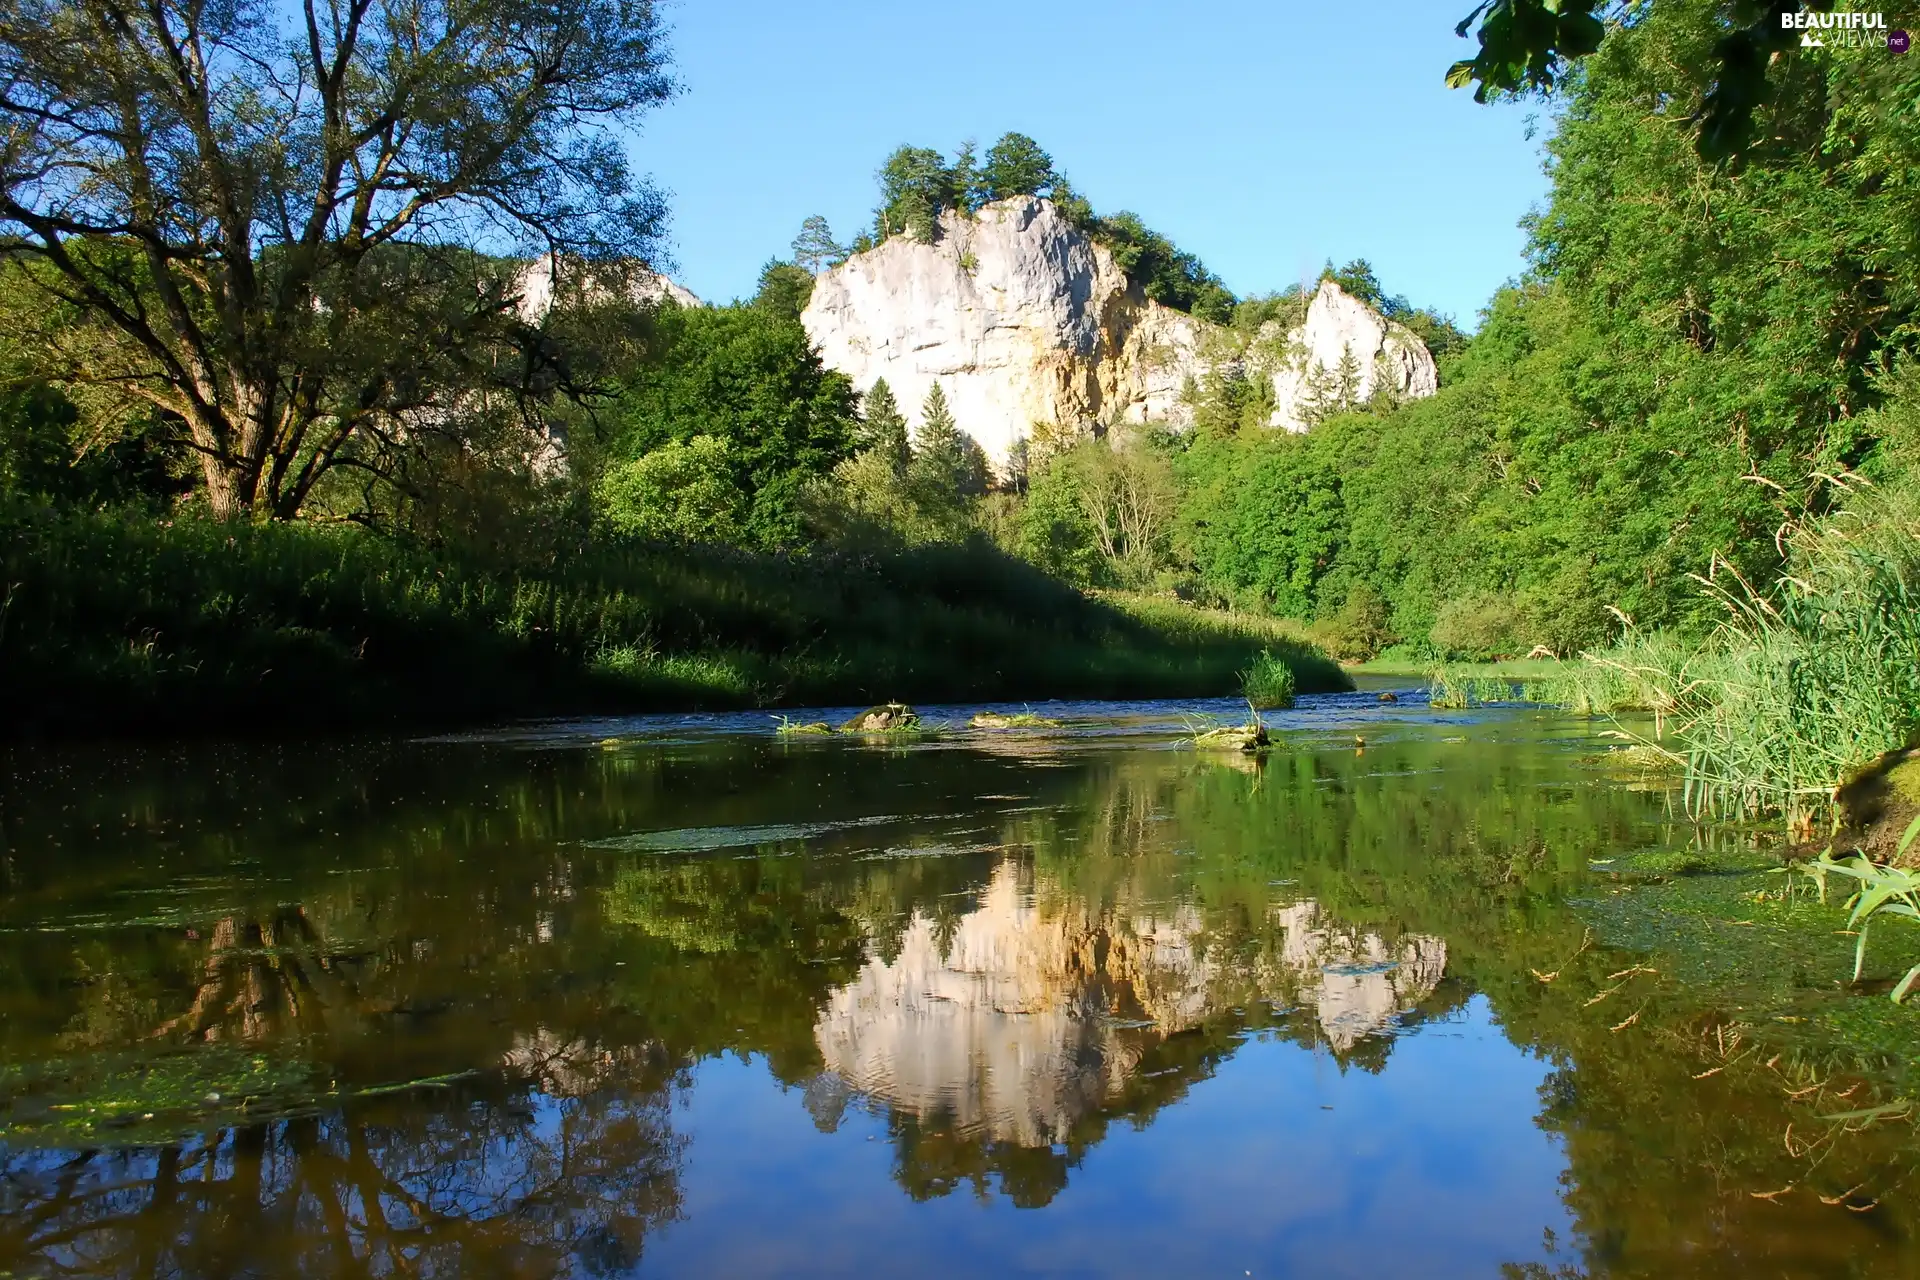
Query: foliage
0,0,674,519
856,380,912,476
1809,816,1920,1001
1091,212,1235,324
752,260,815,321
1657,476,1920,824
875,146,958,243
1447,0,1816,159
1429,591,1533,660
608,302,857,547
1015,435,1179,589
1315,583,1396,662
979,133,1062,202
597,436,747,543
791,216,846,273
1,497,1352,735
907,384,989,530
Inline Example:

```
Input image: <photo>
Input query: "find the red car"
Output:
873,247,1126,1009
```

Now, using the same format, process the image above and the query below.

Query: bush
1429,591,1531,661
596,436,748,543
1315,583,1395,661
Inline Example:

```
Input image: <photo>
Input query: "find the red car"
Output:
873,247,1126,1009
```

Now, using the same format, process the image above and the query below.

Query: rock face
801,197,1199,466
800,197,1438,466
511,253,702,321
1265,280,1439,432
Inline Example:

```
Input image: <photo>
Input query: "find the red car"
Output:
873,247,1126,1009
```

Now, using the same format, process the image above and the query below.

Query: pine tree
910,382,988,503
858,379,911,478
791,215,844,273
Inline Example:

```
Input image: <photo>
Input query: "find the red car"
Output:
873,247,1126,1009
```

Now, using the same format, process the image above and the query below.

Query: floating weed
773,715,834,736
0,1047,314,1146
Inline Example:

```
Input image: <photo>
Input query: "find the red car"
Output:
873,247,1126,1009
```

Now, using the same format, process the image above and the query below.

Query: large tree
0,0,675,518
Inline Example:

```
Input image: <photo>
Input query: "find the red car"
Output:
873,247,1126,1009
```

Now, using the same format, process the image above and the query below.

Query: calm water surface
1,689,1915,1277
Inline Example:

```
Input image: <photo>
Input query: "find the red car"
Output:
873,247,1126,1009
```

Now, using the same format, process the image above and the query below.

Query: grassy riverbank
0,502,1347,737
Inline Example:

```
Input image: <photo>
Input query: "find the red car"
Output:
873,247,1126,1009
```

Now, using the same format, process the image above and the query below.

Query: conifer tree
910,382,988,502
791,216,845,273
858,380,911,478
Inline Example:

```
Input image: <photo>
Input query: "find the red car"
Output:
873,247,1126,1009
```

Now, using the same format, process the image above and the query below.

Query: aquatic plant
774,716,834,735
1239,651,1297,709
1807,815,1920,1001
1652,477,1920,826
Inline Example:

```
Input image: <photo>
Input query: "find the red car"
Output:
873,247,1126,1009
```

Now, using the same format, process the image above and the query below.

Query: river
1,689,1914,1277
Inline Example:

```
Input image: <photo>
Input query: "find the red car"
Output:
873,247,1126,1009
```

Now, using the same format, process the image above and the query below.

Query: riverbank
0,501,1347,738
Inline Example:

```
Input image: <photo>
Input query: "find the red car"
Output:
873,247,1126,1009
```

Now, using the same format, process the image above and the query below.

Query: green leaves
1449,0,1816,161
1808,827,1920,1000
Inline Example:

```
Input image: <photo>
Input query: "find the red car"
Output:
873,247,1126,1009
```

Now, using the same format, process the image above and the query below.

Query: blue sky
634,0,1552,325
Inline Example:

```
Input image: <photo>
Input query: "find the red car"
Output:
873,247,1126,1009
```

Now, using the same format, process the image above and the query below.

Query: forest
1,0,1915,823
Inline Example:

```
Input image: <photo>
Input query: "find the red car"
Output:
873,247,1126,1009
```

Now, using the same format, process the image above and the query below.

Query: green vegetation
1239,652,1297,710
2,499,1352,735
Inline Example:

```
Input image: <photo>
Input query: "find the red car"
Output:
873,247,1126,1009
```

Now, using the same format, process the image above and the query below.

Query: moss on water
0,1047,315,1146
1577,858,1920,1090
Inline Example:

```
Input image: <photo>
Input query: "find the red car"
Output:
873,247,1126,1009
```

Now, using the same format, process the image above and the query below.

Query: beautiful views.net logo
1780,10,1910,52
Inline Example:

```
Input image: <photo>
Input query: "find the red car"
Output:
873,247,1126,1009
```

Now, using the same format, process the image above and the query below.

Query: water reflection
0,713,1916,1276
813,861,1448,1152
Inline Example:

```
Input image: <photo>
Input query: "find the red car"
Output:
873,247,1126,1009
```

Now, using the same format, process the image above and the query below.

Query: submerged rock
841,703,919,733
1377,692,1399,703
1191,723,1271,753
970,711,1062,729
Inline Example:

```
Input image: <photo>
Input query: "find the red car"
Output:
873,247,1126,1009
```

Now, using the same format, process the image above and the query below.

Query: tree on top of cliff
864,137,1236,325
981,134,1062,203
876,148,959,244
1096,214,1236,325
792,217,847,274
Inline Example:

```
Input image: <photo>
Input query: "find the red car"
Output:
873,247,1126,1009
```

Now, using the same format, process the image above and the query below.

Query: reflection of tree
602,856,867,1079
0,1053,686,1277
13,721,1920,1270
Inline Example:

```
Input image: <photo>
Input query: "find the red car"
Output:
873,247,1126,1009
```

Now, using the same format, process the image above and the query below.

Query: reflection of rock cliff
800,197,1438,465
812,861,1444,1145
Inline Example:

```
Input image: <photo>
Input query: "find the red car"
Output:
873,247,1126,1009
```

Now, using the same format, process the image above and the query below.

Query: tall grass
0,501,1348,736
1425,478,1920,827
1240,651,1298,709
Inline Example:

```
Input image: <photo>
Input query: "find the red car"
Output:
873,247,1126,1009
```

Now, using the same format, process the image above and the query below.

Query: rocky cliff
512,252,703,320
800,197,1439,467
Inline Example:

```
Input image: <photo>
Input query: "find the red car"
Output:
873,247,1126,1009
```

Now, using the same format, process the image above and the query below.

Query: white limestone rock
799,198,1439,465
801,196,1210,467
511,252,702,321
1265,280,1439,432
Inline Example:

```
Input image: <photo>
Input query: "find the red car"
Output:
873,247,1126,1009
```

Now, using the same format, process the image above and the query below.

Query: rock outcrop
511,252,702,321
800,197,1438,467
1265,280,1439,430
